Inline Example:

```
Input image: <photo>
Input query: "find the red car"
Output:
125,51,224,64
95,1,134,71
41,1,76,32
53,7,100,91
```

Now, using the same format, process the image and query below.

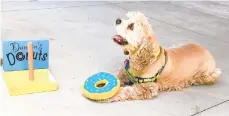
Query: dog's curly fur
105,11,222,102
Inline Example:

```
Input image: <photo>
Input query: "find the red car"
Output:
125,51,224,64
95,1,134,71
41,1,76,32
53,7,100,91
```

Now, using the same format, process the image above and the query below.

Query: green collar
124,53,166,83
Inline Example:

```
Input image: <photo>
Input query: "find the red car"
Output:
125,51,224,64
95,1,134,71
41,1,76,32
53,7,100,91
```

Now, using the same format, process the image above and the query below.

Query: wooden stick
28,42,34,81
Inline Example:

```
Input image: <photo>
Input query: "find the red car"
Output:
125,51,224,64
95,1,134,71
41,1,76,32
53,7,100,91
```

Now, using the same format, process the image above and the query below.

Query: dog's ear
130,38,160,71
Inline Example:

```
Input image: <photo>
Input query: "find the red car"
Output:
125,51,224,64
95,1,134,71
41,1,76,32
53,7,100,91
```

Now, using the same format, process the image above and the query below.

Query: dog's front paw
106,87,126,102
107,86,137,102
96,87,126,103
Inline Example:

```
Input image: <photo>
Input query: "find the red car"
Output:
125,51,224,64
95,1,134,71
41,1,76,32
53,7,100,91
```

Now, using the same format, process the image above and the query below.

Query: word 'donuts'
2,39,49,71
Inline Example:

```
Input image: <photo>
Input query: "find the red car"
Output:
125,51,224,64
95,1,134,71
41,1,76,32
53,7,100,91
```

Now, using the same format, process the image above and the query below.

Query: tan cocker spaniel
107,11,222,102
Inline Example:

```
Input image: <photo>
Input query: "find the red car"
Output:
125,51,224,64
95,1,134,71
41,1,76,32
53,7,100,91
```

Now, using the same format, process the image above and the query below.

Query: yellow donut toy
81,72,120,101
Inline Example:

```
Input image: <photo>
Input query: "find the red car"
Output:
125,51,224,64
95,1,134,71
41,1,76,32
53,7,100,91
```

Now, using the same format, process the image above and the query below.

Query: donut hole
95,80,108,88
97,83,106,88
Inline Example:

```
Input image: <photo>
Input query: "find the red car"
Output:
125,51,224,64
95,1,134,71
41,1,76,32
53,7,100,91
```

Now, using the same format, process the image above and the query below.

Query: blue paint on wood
2,39,49,71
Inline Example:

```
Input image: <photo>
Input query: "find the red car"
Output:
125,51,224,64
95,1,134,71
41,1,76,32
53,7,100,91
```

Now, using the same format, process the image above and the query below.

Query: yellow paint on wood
3,69,58,96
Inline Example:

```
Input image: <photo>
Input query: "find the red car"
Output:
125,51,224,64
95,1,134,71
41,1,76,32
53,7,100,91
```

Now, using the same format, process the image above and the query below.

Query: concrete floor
1,1,229,116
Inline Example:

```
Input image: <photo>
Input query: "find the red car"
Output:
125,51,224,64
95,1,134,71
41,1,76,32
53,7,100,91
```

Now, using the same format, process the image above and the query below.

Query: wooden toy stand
1,39,58,96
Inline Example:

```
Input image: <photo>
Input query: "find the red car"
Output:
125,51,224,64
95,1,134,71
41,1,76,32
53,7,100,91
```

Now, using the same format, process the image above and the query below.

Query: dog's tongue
112,35,124,42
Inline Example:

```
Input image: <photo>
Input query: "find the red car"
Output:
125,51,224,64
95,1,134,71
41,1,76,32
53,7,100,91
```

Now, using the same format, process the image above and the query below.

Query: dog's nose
116,18,122,25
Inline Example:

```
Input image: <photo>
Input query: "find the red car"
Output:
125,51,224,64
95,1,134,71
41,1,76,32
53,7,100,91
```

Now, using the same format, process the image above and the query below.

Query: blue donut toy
81,72,120,101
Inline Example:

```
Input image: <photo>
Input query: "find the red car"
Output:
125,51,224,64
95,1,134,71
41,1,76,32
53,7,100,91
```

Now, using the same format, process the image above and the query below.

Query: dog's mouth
112,35,128,46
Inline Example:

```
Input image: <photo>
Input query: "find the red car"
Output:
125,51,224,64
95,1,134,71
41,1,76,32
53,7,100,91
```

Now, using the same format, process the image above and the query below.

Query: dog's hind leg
106,82,159,102
193,68,222,85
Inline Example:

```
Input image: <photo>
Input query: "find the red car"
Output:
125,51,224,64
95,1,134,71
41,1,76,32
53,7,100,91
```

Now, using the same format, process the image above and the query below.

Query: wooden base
3,69,58,96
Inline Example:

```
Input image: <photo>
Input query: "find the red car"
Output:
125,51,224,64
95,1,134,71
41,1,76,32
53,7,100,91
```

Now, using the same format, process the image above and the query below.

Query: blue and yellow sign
2,39,49,71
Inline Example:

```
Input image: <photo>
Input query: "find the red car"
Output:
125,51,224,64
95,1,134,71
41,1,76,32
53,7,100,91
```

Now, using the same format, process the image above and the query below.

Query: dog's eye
128,23,134,30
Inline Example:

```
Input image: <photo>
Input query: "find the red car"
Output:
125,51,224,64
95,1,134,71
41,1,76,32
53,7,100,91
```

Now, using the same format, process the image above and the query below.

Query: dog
103,11,222,102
